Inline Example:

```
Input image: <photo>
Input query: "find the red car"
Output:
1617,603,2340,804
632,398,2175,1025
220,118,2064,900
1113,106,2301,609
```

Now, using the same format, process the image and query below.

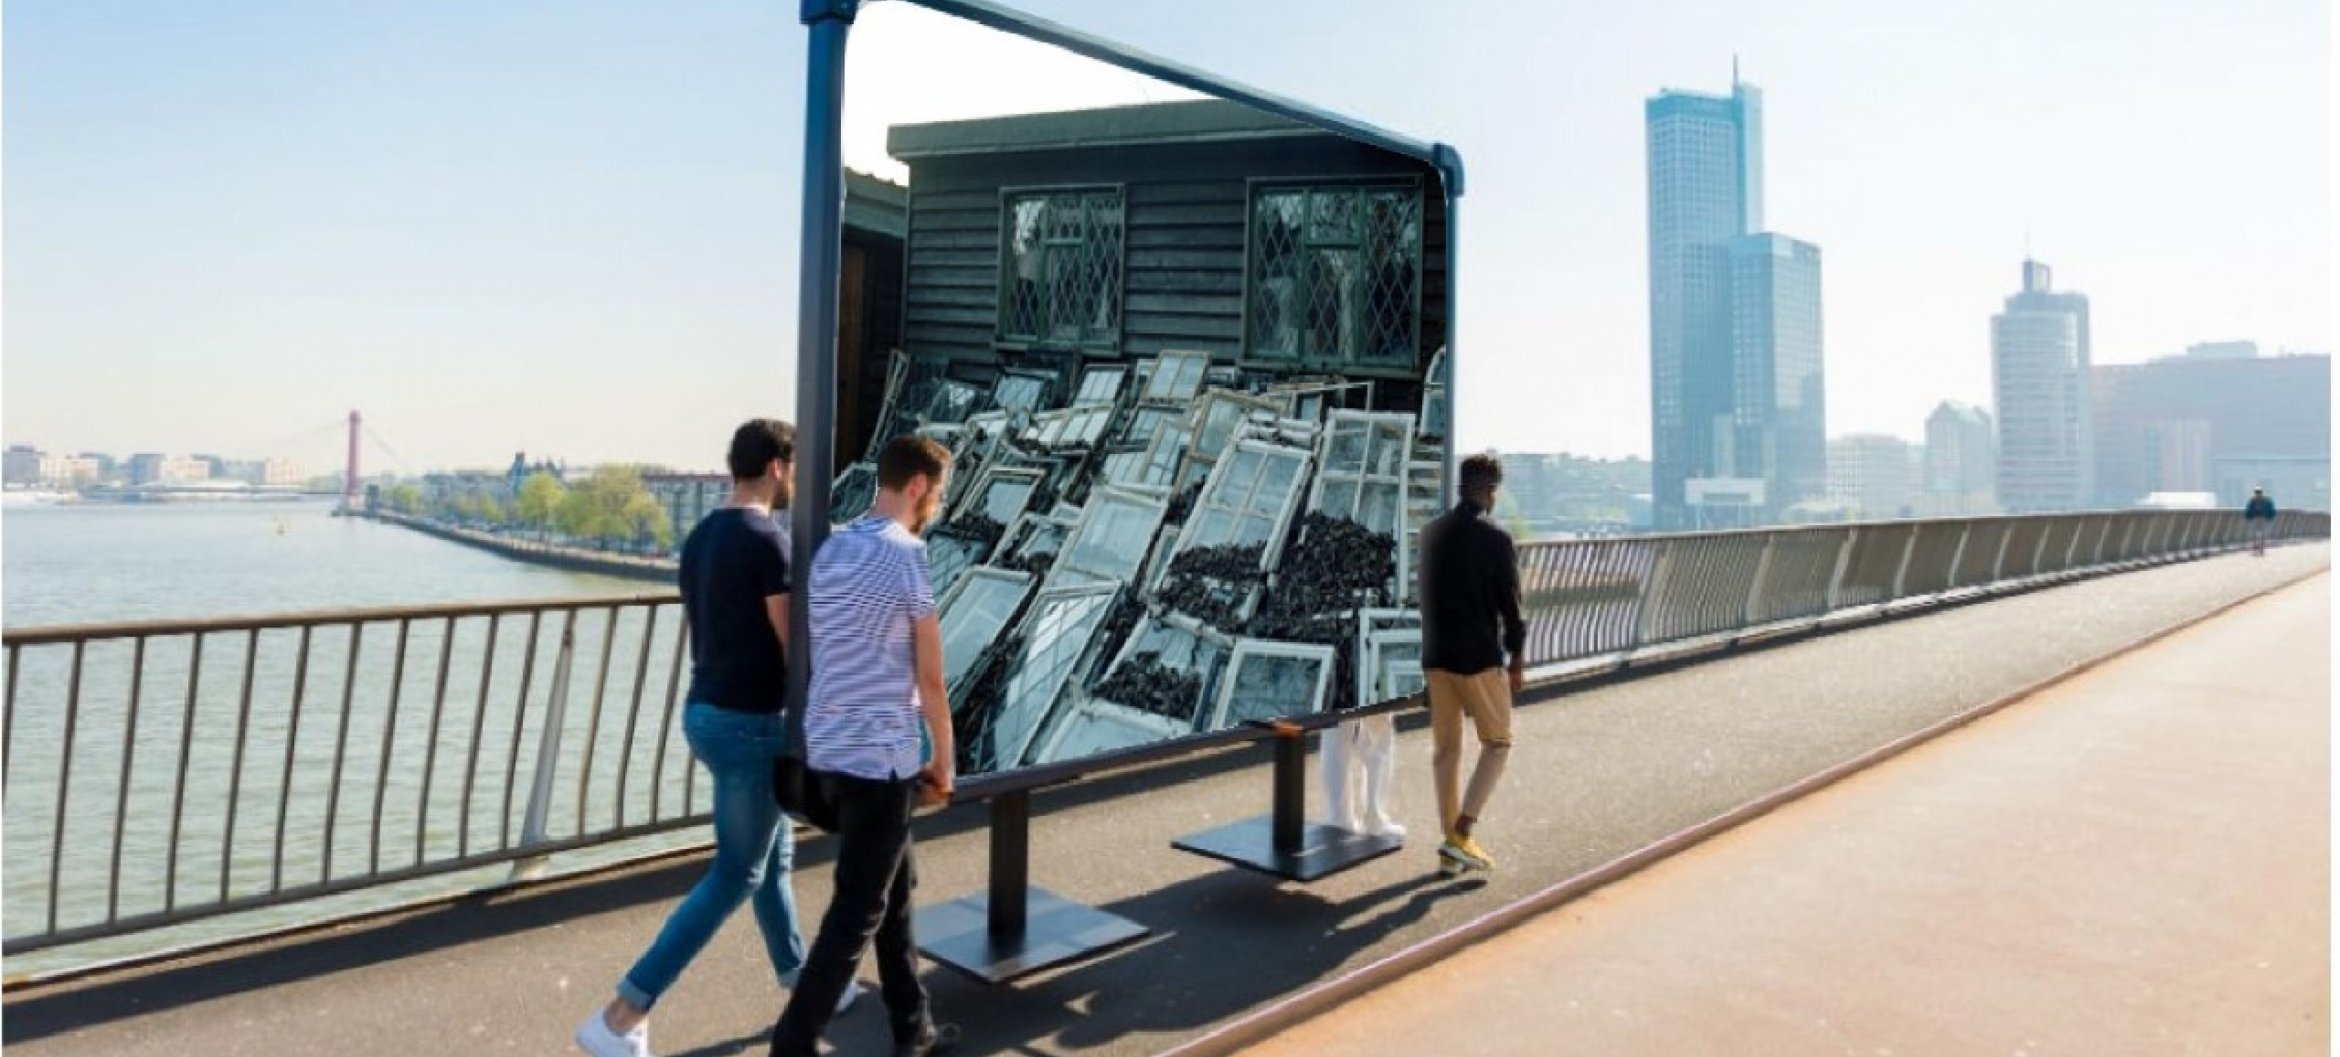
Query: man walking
2244,487,2278,556
578,419,855,1057
1417,453,1525,876
771,435,959,1057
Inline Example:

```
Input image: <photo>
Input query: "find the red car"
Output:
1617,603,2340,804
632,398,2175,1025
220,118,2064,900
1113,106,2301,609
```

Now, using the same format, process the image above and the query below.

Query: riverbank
366,510,676,584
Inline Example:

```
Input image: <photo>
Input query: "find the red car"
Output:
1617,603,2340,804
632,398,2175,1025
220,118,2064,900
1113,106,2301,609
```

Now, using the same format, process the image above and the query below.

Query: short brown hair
726,419,795,481
1460,452,1504,494
875,435,952,491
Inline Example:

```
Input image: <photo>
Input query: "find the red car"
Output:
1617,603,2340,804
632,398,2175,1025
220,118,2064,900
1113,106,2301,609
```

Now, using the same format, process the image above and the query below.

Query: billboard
832,4,1456,778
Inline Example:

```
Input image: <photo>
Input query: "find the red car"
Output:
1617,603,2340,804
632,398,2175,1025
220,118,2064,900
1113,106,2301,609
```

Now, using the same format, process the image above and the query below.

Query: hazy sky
4,0,2328,474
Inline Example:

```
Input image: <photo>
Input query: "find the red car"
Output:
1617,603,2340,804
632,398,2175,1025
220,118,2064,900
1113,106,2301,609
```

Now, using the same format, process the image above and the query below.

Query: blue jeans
616,703,807,1010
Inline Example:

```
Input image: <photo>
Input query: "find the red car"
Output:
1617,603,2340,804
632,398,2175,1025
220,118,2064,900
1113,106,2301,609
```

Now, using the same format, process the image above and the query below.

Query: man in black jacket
1417,453,1526,874
2244,487,2278,556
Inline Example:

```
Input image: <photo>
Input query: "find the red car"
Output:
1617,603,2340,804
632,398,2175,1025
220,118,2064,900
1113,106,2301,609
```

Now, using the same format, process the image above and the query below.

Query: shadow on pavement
809,863,1490,1057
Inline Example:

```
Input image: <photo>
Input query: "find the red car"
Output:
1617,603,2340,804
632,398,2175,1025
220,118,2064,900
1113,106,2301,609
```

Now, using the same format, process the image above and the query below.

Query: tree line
378,467,673,552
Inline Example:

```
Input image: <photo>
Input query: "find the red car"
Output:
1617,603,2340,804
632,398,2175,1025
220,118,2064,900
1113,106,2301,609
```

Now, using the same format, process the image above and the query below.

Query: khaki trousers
1426,668,1514,835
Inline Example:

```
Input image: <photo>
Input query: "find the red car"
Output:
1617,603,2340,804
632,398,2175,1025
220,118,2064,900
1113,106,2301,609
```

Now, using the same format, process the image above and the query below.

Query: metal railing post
1989,518,2017,581
1740,534,1778,626
1823,527,1857,611
1942,521,1972,588
1888,523,1922,600
1631,539,1676,647
510,612,580,882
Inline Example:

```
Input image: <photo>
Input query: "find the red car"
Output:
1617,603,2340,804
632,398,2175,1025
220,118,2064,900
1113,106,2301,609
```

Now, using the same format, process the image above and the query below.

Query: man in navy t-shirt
579,419,856,1057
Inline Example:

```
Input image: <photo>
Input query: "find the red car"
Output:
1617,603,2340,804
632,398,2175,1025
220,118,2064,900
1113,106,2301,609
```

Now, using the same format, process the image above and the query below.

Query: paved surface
4,545,2325,1057
1242,572,2330,1057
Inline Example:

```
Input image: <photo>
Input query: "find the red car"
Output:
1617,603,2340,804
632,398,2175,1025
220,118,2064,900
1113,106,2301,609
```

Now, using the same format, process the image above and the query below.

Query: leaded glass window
999,188,1124,349
1207,640,1335,729
979,583,1118,771
939,568,1034,695
1247,183,1423,369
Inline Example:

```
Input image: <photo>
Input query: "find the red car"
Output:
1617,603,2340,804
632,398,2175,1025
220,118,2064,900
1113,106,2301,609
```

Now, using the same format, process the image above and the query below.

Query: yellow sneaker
1439,833,1495,872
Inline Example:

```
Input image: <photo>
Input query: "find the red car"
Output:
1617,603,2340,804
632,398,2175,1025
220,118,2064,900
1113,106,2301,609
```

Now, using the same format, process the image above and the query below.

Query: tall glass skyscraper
1991,260,2093,512
1729,233,1825,508
1646,74,1823,529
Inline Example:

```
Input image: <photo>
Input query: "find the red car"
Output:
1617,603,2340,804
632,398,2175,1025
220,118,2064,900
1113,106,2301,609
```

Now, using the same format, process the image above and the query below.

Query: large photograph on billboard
832,7,1452,778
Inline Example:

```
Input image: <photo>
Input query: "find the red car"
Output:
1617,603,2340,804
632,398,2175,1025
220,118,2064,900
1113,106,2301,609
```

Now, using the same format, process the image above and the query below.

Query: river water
3,501,709,979
3,500,645,628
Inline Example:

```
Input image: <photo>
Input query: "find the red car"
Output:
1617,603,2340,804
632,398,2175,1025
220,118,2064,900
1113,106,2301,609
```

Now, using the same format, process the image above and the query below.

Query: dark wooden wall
899,135,1449,376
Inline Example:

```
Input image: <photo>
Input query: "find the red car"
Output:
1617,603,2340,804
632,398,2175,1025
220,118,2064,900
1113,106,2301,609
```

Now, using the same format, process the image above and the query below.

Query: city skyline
4,0,2329,472
1645,71,1827,528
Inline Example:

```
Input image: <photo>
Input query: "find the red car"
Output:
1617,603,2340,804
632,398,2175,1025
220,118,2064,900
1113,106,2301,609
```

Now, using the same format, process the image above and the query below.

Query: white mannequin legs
1322,714,1405,839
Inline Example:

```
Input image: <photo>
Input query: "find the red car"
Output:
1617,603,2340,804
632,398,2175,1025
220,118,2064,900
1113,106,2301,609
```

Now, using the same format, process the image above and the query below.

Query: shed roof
888,99,1326,161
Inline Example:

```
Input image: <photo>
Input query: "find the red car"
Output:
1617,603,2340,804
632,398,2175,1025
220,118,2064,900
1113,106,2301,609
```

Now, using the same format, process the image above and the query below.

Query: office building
1647,71,1824,528
1991,260,2092,512
1828,434,1920,520
1922,402,1997,515
2093,348,2328,509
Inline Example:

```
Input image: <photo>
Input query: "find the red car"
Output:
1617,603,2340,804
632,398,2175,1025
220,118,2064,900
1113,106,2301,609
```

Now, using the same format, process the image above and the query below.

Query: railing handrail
1,592,682,646
1,508,2325,964
8,508,2315,645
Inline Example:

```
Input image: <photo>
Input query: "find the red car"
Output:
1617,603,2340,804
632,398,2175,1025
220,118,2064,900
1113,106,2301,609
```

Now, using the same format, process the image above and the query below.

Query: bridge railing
1,508,2325,957
2,594,701,957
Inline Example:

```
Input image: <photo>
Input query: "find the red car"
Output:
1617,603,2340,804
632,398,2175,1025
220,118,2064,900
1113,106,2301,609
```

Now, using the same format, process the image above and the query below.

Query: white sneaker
575,1011,652,1057
1367,819,1408,842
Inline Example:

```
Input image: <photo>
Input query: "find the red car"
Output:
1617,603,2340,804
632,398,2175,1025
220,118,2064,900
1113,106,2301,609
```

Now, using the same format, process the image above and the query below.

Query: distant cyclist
2243,487,2278,557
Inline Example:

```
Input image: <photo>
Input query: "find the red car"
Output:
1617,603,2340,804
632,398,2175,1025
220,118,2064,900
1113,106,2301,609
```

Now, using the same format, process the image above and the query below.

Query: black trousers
769,771,929,1056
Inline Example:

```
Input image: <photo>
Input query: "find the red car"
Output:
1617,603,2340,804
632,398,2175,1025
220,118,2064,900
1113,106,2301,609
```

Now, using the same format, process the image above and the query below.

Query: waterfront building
126,453,213,486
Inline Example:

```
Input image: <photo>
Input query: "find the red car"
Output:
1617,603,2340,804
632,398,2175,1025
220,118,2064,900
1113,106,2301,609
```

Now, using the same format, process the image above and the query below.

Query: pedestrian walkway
1238,573,2329,1057
4,545,2324,1057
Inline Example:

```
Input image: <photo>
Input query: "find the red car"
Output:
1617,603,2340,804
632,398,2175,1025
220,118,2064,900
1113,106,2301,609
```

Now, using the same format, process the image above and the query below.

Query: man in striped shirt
770,435,958,1057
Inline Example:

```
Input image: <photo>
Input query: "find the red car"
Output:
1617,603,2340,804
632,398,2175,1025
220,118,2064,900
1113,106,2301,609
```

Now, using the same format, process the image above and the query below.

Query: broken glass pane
1210,641,1334,729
